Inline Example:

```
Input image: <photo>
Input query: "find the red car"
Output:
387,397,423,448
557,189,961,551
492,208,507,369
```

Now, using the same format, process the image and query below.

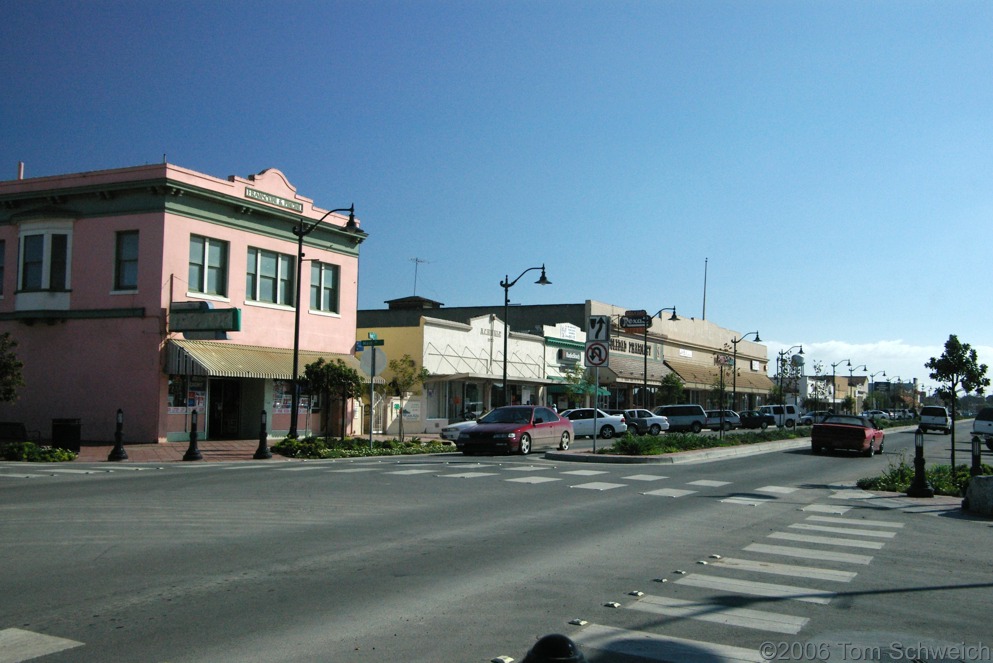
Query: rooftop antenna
410,257,430,295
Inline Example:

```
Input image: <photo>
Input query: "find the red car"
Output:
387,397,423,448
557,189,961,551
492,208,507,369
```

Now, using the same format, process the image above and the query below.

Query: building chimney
18,161,25,179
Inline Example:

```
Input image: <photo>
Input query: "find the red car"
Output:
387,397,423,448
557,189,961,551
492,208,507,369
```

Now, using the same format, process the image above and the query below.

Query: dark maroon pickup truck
811,415,885,457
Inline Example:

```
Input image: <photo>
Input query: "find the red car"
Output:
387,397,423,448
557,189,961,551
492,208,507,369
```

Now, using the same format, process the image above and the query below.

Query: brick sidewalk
75,439,288,463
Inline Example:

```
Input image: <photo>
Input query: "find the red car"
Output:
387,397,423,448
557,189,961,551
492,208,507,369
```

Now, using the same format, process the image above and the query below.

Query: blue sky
2,1,990,392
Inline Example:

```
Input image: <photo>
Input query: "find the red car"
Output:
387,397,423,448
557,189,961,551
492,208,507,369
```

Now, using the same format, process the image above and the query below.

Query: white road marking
805,515,904,528
755,485,797,494
561,469,609,476
629,594,810,634
385,469,435,475
721,496,774,506
675,573,836,604
744,543,873,565
788,523,896,538
768,532,884,549
644,488,698,497
440,472,499,479
711,557,858,582
801,503,852,514
571,482,626,491
622,474,668,481
688,479,731,487
574,623,765,662
0,628,84,662
506,476,561,484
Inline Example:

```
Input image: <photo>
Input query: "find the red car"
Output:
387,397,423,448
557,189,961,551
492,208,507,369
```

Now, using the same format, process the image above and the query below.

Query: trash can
51,418,81,452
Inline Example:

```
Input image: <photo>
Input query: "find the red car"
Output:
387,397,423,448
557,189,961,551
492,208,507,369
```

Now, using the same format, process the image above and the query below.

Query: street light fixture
289,204,360,438
888,376,903,413
642,307,679,409
777,345,803,408
731,331,760,411
500,265,551,406
868,370,886,410
830,359,851,412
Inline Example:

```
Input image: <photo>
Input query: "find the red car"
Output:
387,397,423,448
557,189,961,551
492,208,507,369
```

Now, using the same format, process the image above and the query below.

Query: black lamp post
108,408,128,461
868,370,886,410
289,205,359,438
731,331,760,411
643,307,678,409
500,265,551,406
849,364,867,414
907,427,934,497
183,409,202,461
254,409,272,460
971,434,983,476
830,359,851,413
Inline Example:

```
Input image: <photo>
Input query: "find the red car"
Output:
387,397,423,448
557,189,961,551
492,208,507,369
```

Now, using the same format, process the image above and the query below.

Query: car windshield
479,407,533,424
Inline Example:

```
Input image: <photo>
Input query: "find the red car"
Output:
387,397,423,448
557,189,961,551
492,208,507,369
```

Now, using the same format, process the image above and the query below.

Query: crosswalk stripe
385,469,435,475
688,479,731,487
0,628,83,662
711,557,857,582
805,515,904,528
440,472,499,478
801,503,852,514
755,485,798,494
768,532,884,549
721,496,775,506
571,482,626,491
643,487,697,497
506,476,561,484
574,623,765,662
675,573,836,604
788,523,896,538
622,474,668,481
744,543,873,565
629,594,810,634
561,469,609,476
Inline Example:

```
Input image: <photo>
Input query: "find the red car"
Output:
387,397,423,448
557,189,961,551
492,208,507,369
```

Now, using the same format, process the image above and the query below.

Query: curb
544,438,813,464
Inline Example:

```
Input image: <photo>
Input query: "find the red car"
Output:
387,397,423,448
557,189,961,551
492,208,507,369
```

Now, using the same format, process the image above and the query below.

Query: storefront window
167,375,205,414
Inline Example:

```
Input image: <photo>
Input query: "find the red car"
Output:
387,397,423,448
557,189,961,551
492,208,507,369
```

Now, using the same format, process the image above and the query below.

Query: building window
18,230,70,292
114,231,139,291
246,247,295,305
188,235,228,296
310,262,339,313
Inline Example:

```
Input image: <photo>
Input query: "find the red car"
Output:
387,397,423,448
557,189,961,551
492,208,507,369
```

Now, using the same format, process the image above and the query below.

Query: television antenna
410,257,431,295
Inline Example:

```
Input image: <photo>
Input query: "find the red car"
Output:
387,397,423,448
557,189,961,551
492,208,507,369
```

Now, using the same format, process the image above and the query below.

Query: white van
758,404,801,428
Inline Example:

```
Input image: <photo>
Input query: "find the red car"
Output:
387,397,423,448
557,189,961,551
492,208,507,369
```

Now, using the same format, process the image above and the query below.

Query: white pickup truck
972,407,993,451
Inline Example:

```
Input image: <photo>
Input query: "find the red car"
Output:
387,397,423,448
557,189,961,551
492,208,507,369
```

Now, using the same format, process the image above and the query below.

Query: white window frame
246,247,295,306
188,235,229,297
17,220,73,293
310,261,340,314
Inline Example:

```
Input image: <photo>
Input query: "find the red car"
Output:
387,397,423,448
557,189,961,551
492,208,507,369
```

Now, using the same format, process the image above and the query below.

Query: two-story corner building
0,163,365,446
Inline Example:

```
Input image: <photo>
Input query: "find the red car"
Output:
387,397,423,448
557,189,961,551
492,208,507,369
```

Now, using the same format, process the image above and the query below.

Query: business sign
170,307,241,332
244,187,304,212
620,309,652,330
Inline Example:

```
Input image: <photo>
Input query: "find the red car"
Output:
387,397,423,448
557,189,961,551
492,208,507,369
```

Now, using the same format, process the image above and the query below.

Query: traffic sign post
357,335,386,450
585,316,611,452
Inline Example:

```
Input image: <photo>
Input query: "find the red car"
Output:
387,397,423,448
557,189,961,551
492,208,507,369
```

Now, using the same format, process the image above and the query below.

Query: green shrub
856,454,993,496
602,427,805,455
0,441,77,462
271,435,453,460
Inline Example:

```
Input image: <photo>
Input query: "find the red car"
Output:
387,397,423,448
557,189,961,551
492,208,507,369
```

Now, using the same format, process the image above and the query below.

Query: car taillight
621,415,626,423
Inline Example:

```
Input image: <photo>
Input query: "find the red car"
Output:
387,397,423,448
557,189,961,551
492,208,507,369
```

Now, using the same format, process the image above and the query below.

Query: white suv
971,407,993,451
919,406,951,434
560,408,627,439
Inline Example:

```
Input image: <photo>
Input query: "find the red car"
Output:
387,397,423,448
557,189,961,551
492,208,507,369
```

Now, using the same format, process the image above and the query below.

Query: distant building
357,297,773,434
0,163,365,445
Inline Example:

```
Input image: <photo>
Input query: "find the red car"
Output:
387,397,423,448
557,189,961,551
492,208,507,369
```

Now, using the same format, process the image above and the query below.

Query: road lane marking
0,628,83,662
571,482,626,491
721,496,775,506
744,543,873,565
768,532,885,549
675,573,836,604
439,472,499,478
804,515,904,528
801,504,852,514
629,594,810,634
643,488,697,497
622,474,668,481
711,557,858,582
574,623,765,662
687,479,730,487
788,523,896,538
505,476,561,484
755,485,797,494
385,469,435,475
561,470,609,476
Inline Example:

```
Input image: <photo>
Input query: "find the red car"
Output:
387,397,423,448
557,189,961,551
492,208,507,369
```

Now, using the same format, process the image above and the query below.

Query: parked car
800,410,830,426
739,410,776,430
457,405,572,455
618,408,669,435
758,404,801,428
560,408,627,439
441,419,478,441
705,409,741,431
919,405,952,434
862,409,890,420
811,414,885,457
653,404,708,433
971,407,993,451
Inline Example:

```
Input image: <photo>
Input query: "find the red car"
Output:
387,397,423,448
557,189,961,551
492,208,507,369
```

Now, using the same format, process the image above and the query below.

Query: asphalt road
1,422,989,663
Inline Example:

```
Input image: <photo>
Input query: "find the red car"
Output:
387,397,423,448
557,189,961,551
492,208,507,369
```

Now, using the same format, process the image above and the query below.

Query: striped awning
166,339,360,379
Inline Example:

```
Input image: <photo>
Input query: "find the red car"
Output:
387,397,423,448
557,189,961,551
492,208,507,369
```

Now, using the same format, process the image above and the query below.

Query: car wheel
879,440,884,453
558,431,570,451
812,445,823,455
691,422,702,434
518,433,532,455
599,425,615,439
760,422,768,430
649,424,661,436
722,422,731,431
864,443,875,458
785,419,795,429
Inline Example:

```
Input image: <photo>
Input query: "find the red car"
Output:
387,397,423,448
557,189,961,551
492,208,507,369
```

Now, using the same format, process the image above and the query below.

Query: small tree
925,334,990,467
658,372,684,406
303,358,363,440
387,354,430,443
0,332,25,403
562,365,596,408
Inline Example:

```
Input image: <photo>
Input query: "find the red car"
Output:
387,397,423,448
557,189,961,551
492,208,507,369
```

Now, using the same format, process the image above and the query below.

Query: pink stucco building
0,163,365,445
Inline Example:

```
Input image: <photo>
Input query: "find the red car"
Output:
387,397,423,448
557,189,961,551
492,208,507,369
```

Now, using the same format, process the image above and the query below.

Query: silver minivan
758,404,801,428
653,404,707,433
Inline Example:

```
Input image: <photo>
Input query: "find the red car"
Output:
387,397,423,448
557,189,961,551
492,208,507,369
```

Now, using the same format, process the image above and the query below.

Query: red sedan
456,406,573,455
811,415,885,457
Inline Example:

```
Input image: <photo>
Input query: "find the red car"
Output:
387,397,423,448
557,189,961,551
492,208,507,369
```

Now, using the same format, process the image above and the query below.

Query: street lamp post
289,205,358,438
731,330,760,411
830,359,851,413
888,376,903,413
643,307,678,409
849,364,867,414
500,265,551,406
868,370,886,411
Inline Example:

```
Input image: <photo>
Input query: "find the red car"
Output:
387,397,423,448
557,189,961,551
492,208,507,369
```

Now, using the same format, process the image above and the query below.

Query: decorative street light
642,307,679,409
777,345,803,407
289,205,360,438
830,359,851,412
868,370,886,410
500,265,551,406
849,364,868,414
888,376,903,413
731,330,760,411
